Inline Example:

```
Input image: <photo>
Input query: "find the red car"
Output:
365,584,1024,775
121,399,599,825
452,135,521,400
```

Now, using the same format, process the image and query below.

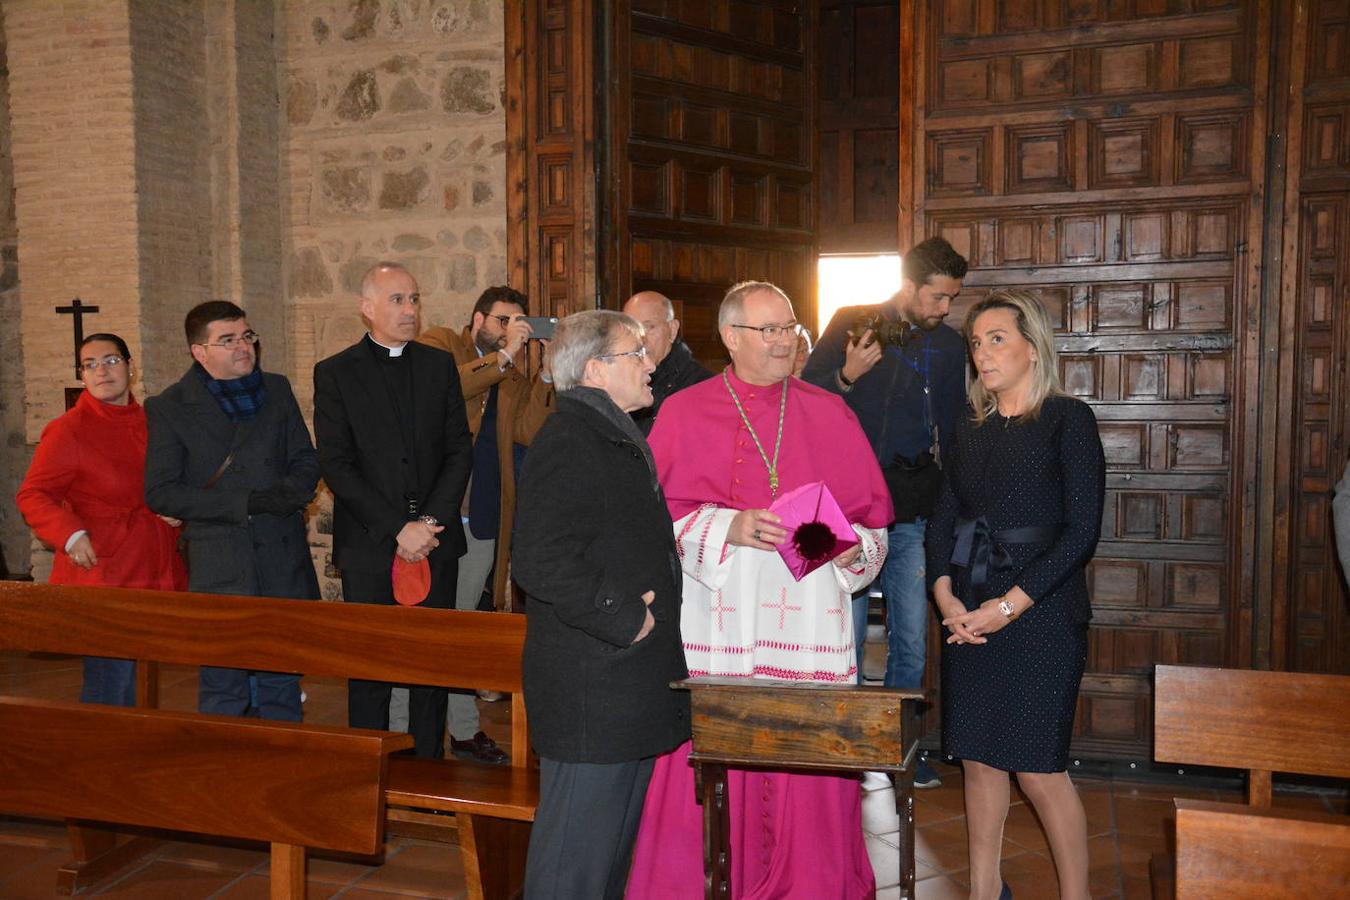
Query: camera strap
895,334,940,464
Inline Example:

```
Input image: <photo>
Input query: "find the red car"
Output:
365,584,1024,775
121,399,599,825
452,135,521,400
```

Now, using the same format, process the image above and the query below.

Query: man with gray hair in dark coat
512,309,690,899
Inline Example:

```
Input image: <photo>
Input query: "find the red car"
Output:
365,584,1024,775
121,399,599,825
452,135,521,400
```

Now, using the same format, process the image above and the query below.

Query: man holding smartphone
415,285,555,763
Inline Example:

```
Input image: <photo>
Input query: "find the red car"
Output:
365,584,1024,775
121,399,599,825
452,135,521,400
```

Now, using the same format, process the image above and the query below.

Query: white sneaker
862,770,893,791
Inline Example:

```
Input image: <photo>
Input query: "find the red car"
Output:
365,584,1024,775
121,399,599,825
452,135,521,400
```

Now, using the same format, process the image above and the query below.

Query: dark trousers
199,667,302,721
341,555,456,759
524,756,656,900
81,657,136,707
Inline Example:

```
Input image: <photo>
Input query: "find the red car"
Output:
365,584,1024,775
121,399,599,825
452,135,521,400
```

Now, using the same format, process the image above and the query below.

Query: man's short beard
474,330,504,355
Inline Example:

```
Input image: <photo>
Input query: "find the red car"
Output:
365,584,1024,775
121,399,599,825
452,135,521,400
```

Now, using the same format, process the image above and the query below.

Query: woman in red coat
16,333,187,706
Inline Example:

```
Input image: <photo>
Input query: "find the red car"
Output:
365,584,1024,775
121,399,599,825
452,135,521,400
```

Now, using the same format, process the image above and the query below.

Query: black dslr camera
883,451,942,524
848,312,918,350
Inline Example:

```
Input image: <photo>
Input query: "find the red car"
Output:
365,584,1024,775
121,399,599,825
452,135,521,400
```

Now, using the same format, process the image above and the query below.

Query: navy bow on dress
950,516,1059,602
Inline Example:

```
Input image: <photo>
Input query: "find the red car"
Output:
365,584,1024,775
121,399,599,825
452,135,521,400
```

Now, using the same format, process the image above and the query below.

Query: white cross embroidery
710,590,736,633
762,587,803,631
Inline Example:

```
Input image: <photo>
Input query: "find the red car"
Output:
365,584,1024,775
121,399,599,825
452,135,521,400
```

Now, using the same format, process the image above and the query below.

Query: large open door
600,0,818,364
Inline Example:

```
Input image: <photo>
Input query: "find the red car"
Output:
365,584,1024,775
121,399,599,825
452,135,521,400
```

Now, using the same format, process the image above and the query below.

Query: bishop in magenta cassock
625,282,894,899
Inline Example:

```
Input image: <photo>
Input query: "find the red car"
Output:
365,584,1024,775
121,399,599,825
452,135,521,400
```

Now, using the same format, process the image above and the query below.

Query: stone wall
281,0,509,598
282,0,507,397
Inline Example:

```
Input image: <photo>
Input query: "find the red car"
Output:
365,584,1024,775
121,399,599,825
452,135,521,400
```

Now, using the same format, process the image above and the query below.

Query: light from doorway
816,254,902,338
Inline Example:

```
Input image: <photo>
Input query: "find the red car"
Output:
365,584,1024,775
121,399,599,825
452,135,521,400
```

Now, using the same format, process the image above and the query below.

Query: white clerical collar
368,334,407,357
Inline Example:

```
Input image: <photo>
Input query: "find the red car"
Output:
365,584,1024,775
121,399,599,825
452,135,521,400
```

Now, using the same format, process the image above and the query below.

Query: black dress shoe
450,731,509,765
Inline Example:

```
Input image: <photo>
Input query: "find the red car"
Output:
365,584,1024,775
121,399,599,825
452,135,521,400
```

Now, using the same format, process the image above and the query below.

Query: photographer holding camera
802,236,969,789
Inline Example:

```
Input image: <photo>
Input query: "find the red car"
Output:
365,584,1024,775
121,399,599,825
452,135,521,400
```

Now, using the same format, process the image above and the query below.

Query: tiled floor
2,652,1345,898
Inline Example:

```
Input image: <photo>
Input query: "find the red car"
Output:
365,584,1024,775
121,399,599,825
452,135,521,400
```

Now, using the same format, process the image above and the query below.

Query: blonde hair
965,288,1064,425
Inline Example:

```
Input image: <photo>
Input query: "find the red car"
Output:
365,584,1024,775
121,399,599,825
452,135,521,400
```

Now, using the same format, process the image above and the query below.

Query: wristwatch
419,515,439,528
997,598,1019,621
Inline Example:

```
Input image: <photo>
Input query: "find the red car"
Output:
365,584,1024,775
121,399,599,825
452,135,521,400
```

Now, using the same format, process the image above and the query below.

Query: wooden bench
1151,664,1350,899
1171,799,1350,898
0,695,410,899
0,580,538,899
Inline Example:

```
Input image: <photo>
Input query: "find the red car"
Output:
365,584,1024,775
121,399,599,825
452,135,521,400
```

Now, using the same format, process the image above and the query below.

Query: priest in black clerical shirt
313,261,473,759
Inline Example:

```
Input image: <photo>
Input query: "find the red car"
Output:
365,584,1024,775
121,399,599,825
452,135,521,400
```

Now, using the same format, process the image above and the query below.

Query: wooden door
1271,0,1350,674
818,1,901,255
904,0,1272,758
601,0,818,364
506,0,600,316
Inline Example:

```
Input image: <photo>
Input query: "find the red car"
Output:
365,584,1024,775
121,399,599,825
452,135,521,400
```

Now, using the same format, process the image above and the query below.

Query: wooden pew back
0,696,410,856
1173,799,1350,899
0,581,530,767
1153,664,1350,806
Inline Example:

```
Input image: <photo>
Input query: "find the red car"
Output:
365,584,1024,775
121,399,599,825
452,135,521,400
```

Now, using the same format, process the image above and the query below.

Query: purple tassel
793,521,836,562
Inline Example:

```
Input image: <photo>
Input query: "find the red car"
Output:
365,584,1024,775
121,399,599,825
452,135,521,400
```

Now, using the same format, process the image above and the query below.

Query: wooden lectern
679,676,928,899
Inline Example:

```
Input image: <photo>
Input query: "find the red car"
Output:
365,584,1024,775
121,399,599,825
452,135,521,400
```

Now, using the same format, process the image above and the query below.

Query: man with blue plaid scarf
145,300,321,721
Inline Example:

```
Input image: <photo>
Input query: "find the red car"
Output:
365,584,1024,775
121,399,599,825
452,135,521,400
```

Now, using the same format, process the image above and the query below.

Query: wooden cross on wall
55,298,100,381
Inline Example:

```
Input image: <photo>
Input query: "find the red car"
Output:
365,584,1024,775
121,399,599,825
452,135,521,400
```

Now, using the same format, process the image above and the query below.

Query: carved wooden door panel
506,0,599,316
1275,0,1350,675
907,0,1271,758
602,0,817,364
1287,190,1349,673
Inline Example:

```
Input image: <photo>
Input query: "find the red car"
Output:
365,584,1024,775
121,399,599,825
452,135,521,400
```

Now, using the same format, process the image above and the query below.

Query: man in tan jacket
405,285,554,763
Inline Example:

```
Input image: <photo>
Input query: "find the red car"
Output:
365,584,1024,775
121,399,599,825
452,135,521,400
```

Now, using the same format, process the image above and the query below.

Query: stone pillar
207,0,286,366
0,30,29,577
128,0,215,391
7,0,283,424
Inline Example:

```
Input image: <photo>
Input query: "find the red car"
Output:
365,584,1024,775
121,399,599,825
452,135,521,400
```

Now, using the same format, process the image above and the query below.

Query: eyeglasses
486,314,513,327
80,355,126,372
730,322,803,342
598,346,648,362
197,331,259,350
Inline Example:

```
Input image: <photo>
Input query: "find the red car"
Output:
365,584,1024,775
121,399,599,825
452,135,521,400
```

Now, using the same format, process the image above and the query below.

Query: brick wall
7,0,144,445
5,0,146,581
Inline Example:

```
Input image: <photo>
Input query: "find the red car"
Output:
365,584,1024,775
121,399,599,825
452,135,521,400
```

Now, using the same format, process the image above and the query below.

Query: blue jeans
81,657,136,707
882,519,929,689
853,519,929,687
199,667,302,721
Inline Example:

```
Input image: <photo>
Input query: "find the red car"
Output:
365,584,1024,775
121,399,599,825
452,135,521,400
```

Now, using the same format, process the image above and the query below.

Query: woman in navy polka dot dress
926,289,1104,900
